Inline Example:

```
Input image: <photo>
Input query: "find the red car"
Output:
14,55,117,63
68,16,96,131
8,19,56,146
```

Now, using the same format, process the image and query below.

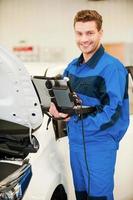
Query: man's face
74,21,103,55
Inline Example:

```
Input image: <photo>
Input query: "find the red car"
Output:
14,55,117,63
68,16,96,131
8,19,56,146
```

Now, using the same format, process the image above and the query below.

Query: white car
0,45,75,200
0,45,133,200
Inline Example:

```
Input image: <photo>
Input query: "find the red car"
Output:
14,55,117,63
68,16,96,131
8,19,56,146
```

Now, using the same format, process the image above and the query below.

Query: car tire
51,184,67,200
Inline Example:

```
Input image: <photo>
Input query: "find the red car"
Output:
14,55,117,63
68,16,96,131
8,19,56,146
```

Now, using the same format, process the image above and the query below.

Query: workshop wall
0,0,133,62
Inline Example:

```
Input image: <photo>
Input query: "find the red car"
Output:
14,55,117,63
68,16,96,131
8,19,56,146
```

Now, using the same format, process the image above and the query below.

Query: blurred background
0,0,133,64
0,0,133,200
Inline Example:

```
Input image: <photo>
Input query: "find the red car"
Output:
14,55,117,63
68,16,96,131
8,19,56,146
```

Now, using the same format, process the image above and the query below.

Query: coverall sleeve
85,64,128,132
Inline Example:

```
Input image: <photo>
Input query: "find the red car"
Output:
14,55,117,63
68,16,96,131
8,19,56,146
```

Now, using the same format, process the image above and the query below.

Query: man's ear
99,29,103,37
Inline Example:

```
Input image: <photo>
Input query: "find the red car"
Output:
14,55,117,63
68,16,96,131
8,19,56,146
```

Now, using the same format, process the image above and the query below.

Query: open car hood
0,45,43,130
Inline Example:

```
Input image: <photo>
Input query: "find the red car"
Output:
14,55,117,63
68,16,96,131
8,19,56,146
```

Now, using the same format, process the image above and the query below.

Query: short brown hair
74,10,103,31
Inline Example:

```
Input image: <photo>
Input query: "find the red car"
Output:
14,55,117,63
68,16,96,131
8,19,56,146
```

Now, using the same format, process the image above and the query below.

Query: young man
49,10,129,200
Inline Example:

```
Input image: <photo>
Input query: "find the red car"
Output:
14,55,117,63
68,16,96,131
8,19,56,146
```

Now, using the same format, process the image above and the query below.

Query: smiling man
74,16,103,62
49,10,129,200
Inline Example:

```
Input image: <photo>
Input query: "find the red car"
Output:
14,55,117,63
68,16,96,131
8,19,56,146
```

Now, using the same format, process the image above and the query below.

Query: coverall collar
77,44,105,68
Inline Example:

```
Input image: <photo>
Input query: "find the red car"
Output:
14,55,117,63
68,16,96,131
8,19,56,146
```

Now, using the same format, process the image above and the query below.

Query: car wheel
51,184,67,200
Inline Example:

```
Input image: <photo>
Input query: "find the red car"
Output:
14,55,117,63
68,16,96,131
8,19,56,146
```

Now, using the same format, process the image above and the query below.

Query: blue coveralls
63,45,129,200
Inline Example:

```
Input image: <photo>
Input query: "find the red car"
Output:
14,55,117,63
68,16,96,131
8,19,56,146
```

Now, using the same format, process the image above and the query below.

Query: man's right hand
49,102,70,121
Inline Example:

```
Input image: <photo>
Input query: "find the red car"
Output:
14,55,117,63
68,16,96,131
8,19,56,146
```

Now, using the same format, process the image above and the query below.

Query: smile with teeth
81,44,90,48
80,43,92,48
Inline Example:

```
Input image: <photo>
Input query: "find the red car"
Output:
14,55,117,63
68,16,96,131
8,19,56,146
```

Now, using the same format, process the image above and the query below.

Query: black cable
80,106,91,200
